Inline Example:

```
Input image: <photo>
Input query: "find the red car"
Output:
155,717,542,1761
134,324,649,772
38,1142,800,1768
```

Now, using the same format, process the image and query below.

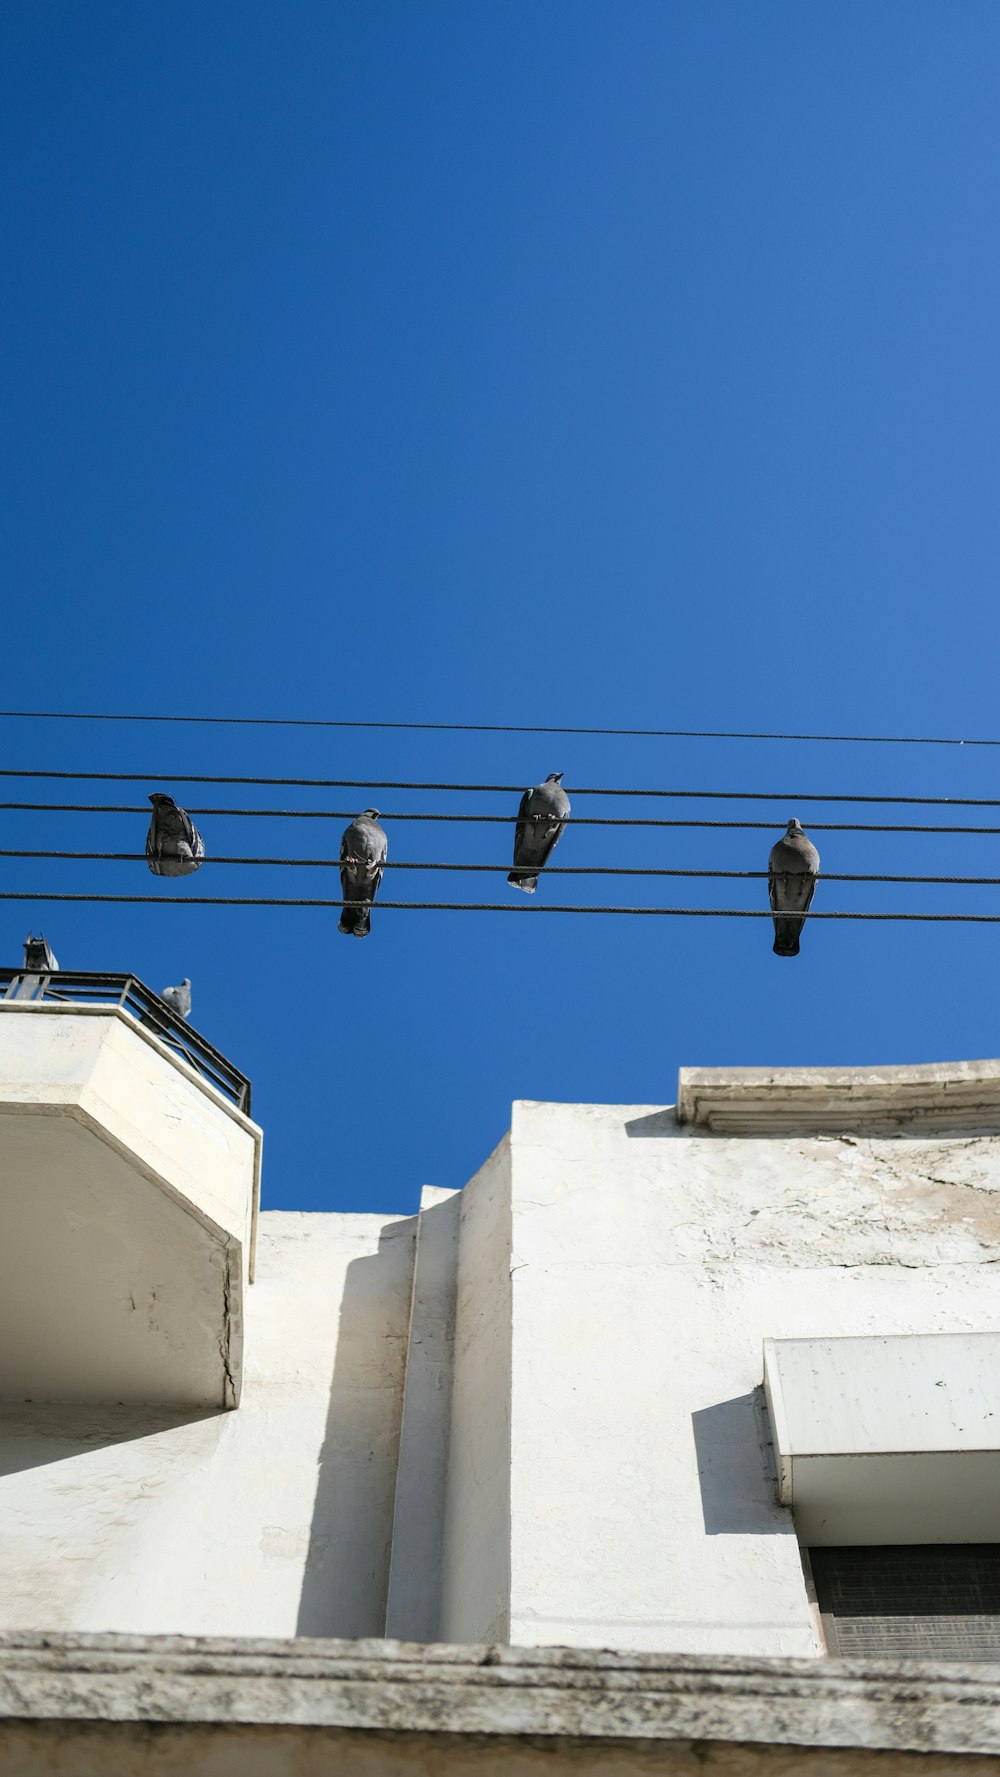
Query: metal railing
0,968,251,1115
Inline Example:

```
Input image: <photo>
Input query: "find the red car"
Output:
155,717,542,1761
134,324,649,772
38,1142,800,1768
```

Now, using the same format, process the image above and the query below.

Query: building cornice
676,1059,1000,1135
0,1634,998,1758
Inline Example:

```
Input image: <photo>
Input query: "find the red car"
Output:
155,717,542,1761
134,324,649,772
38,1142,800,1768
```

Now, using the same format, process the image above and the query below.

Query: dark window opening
810,1544,1000,1660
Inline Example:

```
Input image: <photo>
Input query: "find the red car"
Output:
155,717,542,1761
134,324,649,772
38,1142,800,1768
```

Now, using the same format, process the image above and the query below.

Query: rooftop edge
676,1059,1000,1135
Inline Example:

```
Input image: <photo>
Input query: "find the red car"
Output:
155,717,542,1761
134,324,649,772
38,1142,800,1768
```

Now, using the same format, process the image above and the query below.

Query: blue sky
3,2,1000,1212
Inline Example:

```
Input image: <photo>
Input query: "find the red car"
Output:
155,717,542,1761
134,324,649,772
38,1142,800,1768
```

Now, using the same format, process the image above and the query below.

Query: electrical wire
5,803,1000,833
1,769,1000,807
3,851,1000,886
0,892,998,920
1,709,999,746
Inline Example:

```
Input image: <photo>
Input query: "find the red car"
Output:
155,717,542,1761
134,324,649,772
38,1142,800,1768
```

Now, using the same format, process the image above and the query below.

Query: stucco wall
440,1134,513,1644
4,1719,999,1775
504,1102,1000,1655
386,1185,461,1641
0,1212,415,1638
2,1086,999,1658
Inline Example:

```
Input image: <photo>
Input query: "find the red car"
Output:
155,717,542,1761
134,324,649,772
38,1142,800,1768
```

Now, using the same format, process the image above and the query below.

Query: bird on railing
146,793,206,877
23,933,59,972
508,772,571,894
140,976,192,1042
339,809,387,938
160,978,192,1020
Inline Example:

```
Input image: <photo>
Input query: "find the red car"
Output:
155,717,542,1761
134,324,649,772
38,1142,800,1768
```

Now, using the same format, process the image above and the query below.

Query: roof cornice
676,1060,1000,1135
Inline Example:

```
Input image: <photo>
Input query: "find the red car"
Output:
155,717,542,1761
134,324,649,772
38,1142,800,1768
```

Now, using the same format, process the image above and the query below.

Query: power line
5,802,1000,834
0,768,998,808
0,709,998,746
0,892,999,920
3,850,1000,886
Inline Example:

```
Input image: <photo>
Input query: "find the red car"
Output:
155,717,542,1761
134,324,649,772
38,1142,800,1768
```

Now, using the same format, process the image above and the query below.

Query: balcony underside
0,1005,260,1409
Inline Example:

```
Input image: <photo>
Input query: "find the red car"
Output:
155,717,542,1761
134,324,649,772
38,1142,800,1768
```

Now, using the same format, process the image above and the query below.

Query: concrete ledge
0,1634,999,1758
676,1060,1000,1135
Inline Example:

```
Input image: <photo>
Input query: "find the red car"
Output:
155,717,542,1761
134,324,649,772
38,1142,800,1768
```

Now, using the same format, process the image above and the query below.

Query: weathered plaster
0,1634,998,1773
504,1100,1000,1654
2,1062,999,1665
677,1059,1000,1135
0,1729,996,1776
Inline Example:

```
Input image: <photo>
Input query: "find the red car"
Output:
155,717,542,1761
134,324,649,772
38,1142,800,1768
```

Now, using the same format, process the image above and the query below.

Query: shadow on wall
623,1110,684,1139
295,1217,416,1638
382,1192,460,1644
691,1390,795,1537
0,1405,222,1480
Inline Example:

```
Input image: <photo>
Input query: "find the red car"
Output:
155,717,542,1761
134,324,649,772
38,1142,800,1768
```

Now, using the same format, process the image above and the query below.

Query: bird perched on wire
146,793,206,877
508,772,571,894
768,818,820,956
339,809,387,938
160,978,192,1020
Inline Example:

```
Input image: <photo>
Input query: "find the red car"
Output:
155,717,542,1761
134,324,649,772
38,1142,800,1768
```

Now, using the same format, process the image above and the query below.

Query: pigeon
23,933,59,972
508,773,571,893
146,793,205,877
768,818,820,957
161,978,192,1020
139,976,191,1038
339,809,387,938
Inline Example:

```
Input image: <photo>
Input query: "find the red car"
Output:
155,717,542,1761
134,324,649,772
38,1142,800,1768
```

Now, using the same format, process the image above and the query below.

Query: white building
1,969,999,1772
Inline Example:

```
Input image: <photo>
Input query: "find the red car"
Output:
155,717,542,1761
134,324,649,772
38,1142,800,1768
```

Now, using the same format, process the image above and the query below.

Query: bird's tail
508,869,538,894
339,904,372,938
772,918,802,957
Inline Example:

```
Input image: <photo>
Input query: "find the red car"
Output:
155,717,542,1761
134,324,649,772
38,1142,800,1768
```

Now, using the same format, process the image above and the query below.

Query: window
810,1545,1000,1660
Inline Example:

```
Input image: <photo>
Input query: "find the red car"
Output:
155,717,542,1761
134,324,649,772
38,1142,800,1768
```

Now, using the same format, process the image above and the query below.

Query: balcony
0,970,260,1410
1,969,251,1113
